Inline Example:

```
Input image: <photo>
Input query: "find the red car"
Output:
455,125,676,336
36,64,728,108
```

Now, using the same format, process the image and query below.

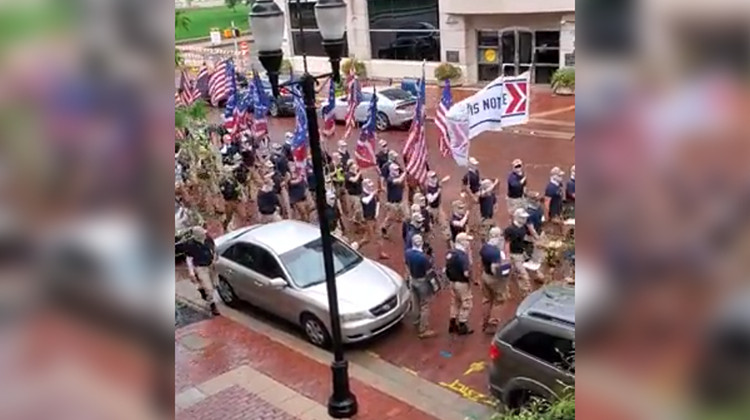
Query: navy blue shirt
445,249,470,283
339,150,351,166
405,249,431,279
272,172,283,194
361,195,378,220
507,172,526,198
449,213,466,241
425,184,441,208
220,179,240,201
527,205,544,234
479,193,496,219
421,208,431,233
184,237,216,267
376,151,389,174
345,172,363,196
480,243,510,276
386,177,404,203
257,190,279,215
282,143,293,161
288,178,307,204
273,153,290,176
462,170,481,194
403,224,420,250
566,179,575,203
545,181,564,218
504,224,529,255
324,204,340,232
306,165,317,192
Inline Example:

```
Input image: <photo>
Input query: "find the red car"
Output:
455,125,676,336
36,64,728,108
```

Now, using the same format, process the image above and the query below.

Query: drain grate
175,299,211,329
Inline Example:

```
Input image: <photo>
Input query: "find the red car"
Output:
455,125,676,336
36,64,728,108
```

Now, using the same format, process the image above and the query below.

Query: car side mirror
268,277,287,289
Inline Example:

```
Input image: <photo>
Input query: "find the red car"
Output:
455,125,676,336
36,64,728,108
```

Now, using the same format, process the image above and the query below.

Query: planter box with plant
551,67,575,95
341,57,367,79
434,63,463,85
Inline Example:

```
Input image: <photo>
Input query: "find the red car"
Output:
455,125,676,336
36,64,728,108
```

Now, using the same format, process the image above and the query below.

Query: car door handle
253,281,263,287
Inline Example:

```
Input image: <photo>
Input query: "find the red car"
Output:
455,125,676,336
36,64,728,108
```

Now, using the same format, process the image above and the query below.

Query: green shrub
280,58,293,74
551,67,575,90
490,389,574,420
434,63,462,82
341,57,367,78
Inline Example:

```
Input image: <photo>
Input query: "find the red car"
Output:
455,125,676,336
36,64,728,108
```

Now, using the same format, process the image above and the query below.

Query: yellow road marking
463,361,487,376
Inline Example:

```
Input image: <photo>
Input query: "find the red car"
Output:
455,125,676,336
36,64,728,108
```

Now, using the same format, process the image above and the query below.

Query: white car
331,87,416,131
214,221,411,347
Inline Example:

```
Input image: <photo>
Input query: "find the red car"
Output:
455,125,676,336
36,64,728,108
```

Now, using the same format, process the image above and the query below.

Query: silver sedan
214,221,411,347
331,86,416,131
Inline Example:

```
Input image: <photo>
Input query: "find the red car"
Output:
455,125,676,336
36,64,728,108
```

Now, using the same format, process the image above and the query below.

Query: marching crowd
175,127,575,338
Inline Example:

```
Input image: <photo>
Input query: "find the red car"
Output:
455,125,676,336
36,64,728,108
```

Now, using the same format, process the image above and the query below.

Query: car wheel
375,112,389,131
506,389,543,411
301,313,331,348
217,277,240,308
269,102,280,117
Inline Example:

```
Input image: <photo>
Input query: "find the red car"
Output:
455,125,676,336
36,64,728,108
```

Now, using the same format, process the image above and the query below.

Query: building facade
278,0,575,84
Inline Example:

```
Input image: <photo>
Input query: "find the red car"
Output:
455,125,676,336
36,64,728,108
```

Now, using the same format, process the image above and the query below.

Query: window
223,243,286,280
279,237,363,288
288,0,349,57
513,331,575,372
368,0,440,61
380,88,413,101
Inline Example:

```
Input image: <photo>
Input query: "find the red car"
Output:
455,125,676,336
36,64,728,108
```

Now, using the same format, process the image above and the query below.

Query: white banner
446,72,530,141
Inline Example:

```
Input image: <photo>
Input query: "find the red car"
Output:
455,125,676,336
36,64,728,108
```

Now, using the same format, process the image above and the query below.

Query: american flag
238,86,253,131
251,71,269,139
208,59,231,106
403,63,428,184
343,66,362,139
222,60,242,134
434,79,453,157
321,78,336,139
175,70,200,107
354,87,378,168
195,65,210,100
290,85,308,174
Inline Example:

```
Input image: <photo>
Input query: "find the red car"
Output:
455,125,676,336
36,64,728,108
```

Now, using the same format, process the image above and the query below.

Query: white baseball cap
468,157,479,165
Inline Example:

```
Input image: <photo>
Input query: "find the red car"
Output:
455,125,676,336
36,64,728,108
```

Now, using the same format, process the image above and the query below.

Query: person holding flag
403,62,429,200
251,70,269,140
222,60,242,136
288,85,312,222
434,79,453,157
343,65,362,139
321,78,337,139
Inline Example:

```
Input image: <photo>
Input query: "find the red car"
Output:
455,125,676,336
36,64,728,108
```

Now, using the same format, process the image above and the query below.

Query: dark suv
488,285,575,409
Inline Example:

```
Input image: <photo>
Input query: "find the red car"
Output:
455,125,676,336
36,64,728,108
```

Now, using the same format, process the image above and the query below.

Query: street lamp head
315,0,347,83
249,0,285,54
250,0,284,97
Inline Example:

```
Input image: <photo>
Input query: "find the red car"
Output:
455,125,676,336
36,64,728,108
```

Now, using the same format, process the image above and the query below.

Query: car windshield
279,237,363,288
380,89,413,101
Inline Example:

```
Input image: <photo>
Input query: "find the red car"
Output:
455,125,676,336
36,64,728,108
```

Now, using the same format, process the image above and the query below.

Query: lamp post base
327,360,358,418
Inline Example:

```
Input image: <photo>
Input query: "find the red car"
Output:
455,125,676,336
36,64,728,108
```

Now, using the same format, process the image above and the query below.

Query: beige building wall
442,0,575,15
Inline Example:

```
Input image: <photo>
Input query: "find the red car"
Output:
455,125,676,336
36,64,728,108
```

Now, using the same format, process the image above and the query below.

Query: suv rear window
380,89,413,101
513,332,575,373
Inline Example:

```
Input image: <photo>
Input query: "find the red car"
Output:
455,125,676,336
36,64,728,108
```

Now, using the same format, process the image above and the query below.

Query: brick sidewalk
176,315,441,420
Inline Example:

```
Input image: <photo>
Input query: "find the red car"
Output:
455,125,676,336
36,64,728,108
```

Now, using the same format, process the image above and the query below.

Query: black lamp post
249,1,357,418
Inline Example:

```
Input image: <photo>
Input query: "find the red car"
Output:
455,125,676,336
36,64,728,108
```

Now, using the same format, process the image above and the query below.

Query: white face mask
513,167,523,175
488,237,502,247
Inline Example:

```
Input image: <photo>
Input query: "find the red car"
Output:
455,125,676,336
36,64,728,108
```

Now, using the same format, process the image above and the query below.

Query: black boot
198,288,208,301
210,302,221,316
449,318,458,334
457,322,474,335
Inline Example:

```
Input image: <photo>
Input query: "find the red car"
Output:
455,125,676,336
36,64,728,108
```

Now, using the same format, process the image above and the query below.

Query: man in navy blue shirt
478,178,499,240
344,161,364,227
445,232,474,335
461,157,481,233
184,227,220,316
506,158,527,220
271,144,291,218
219,165,242,232
359,179,388,260
503,208,543,296
403,211,424,251
375,139,391,190
545,167,565,234
256,173,282,224
525,191,544,239
337,140,351,167
405,234,436,339
479,227,511,333
564,165,575,219
288,169,311,222
449,200,469,246
381,163,406,239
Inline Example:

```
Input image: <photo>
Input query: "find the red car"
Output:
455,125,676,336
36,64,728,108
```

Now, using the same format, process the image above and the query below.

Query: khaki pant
279,188,291,218
449,282,473,323
381,201,406,233
194,266,217,304
510,253,542,295
481,272,509,326
223,199,240,231
480,217,496,241
259,212,282,224
411,277,432,334
291,198,311,222
506,197,526,219
359,219,378,247
428,206,450,243
346,194,363,223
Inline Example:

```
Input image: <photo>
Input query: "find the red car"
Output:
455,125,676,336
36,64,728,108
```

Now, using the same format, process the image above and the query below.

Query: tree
175,10,191,65
490,389,574,420
225,0,252,10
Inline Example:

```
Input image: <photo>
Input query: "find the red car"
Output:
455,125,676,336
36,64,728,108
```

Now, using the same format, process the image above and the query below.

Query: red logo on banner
504,81,528,115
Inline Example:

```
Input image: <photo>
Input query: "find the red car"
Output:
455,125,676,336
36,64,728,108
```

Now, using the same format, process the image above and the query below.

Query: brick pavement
178,385,300,420
176,315,441,420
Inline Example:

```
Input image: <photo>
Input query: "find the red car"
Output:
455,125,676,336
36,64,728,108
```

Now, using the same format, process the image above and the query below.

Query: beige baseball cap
468,157,479,165
455,232,474,242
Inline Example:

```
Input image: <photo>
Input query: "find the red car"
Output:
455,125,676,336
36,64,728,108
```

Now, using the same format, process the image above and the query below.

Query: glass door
500,29,534,77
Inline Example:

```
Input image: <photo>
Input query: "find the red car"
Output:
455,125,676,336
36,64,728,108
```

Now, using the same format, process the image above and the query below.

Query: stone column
438,2,472,83
560,13,576,69
346,0,371,60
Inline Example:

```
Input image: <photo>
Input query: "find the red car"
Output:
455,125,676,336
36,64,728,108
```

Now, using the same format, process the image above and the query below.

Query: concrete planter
554,86,575,96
